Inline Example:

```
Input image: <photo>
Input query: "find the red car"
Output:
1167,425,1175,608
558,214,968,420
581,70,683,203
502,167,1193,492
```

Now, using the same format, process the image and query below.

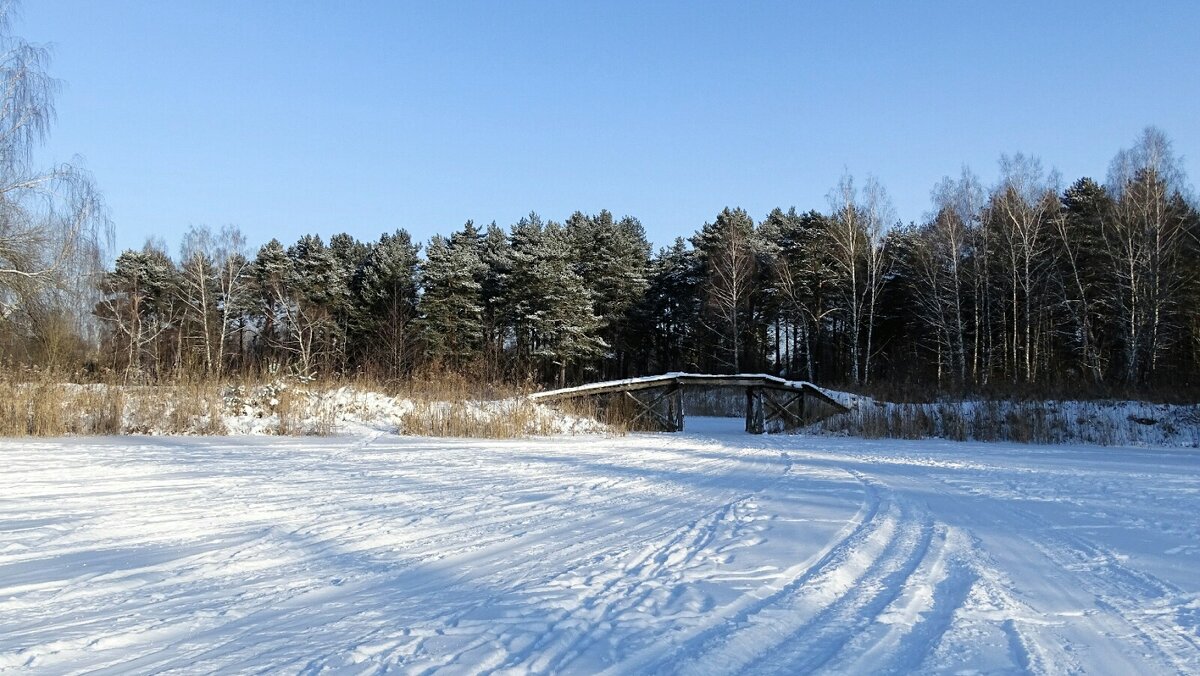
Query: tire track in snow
913,455,1199,674
501,494,759,674
992,499,1200,674
822,524,979,675
605,472,890,674
415,440,801,674
288,436,795,675
395,439,831,673
846,446,1193,675
8,432,1194,673
728,503,936,674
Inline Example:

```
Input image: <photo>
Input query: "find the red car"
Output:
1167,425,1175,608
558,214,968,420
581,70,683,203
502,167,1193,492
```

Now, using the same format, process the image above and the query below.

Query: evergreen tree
763,208,834,380
506,214,604,385
351,230,420,377
326,233,370,369
98,246,180,380
85,125,1200,391
419,228,486,368
564,211,651,377
479,221,513,370
1052,177,1114,382
285,235,343,375
640,237,702,373
251,238,293,372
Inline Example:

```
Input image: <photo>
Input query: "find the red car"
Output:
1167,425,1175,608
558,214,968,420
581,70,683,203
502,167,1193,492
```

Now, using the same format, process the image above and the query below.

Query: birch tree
827,173,893,384
0,4,110,357
213,225,252,375
1104,127,1195,383
699,208,757,373
909,168,984,384
991,154,1058,383
179,227,219,374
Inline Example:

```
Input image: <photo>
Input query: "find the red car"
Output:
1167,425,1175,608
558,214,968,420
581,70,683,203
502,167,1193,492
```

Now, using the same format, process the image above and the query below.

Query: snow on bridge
530,372,850,433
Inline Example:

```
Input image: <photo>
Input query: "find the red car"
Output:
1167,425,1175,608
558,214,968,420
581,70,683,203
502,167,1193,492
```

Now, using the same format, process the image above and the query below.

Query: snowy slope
1,419,1198,673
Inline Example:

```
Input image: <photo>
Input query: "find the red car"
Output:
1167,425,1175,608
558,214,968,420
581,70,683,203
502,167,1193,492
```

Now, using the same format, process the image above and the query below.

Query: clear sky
18,0,1200,254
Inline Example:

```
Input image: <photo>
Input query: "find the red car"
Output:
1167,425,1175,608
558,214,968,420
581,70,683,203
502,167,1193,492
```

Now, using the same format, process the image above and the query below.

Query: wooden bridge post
745,386,765,434
667,383,683,431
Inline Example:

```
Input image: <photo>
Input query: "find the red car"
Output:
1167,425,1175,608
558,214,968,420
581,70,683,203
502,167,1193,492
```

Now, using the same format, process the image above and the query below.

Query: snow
46,382,609,437
2,419,1198,673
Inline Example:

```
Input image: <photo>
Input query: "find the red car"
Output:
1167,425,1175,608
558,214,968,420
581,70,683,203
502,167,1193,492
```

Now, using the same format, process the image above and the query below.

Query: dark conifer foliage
419,224,486,368
91,127,1200,394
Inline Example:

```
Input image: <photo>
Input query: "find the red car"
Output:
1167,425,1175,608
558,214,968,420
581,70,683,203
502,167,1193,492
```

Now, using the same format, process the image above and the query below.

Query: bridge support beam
666,384,683,431
626,384,683,432
745,386,765,434
763,389,807,432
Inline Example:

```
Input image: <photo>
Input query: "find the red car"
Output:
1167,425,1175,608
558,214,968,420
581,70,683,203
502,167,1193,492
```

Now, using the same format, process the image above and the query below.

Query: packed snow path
2,419,1198,674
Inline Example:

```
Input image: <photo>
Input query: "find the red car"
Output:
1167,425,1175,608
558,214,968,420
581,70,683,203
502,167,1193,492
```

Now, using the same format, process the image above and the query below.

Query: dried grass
816,399,1163,445
399,398,555,438
392,371,615,438
0,381,125,437
0,371,611,439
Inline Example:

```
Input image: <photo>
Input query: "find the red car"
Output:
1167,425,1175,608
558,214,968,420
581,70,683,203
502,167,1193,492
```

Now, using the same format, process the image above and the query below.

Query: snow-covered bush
815,397,1200,447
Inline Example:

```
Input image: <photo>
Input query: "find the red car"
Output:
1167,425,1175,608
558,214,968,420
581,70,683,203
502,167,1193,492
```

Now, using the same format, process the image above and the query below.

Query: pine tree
506,214,604,385
284,235,343,376
479,221,513,369
564,211,651,377
763,208,833,380
640,237,702,372
326,233,370,370
419,228,486,368
251,239,293,372
98,247,180,380
1052,177,1113,382
351,230,420,377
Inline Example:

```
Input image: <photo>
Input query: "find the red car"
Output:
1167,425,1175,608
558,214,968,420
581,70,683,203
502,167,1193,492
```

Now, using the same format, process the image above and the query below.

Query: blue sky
19,0,1200,254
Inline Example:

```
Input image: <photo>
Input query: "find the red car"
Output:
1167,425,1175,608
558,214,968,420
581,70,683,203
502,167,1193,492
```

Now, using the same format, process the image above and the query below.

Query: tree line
81,126,1199,394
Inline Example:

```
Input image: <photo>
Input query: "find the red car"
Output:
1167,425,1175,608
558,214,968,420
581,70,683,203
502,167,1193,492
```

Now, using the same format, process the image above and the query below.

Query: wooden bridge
530,373,849,434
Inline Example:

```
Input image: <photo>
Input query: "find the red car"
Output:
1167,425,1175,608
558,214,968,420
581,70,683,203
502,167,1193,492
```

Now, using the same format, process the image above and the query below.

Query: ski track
1,419,1198,674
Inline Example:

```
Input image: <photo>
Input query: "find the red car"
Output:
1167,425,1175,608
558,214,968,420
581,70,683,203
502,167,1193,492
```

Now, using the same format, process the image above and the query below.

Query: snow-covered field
2,418,1198,674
